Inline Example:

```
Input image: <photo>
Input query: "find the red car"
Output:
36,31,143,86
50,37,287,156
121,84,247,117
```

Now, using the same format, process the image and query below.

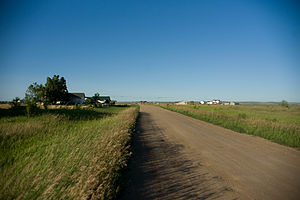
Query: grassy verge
0,106,139,199
160,104,300,148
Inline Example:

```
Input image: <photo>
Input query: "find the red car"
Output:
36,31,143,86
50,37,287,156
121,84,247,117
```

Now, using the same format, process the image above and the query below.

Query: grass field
160,104,300,148
0,105,139,199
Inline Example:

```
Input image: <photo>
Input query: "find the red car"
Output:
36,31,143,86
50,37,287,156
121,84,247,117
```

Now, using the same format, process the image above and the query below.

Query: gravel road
120,105,300,200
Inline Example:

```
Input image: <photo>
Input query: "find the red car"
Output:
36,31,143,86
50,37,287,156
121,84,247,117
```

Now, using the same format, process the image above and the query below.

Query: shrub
26,103,39,117
279,100,289,108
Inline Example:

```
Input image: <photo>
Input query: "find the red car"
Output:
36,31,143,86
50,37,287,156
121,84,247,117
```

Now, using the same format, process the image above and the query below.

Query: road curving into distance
120,105,300,200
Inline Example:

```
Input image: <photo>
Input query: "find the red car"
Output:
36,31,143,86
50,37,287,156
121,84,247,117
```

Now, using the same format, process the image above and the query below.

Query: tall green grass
161,104,300,148
0,106,139,199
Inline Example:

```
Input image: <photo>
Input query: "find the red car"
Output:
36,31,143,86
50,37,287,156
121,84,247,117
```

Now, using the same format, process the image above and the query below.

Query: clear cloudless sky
0,0,299,102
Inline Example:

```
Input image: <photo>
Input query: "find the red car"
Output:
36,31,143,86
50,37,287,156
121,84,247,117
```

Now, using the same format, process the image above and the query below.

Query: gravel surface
120,105,300,200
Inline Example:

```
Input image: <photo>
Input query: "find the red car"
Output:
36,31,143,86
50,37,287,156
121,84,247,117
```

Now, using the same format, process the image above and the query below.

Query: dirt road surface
120,105,300,200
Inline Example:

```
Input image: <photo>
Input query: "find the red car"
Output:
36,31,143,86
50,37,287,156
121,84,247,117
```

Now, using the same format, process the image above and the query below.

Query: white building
200,101,207,104
175,101,187,105
230,102,239,105
212,99,221,104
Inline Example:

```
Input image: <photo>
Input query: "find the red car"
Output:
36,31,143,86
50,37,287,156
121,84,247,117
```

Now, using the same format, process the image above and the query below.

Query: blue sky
0,0,299,102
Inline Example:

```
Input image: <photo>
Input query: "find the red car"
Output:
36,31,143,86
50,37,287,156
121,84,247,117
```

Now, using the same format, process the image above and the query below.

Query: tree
91,92,101,107
25,82,45,104
25,83,44,116
279,100,289,108
44,75,68,104
92,92,100,103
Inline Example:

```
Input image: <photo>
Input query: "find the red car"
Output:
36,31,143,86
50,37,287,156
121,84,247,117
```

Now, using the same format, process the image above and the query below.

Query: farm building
139,101,149,104
201,99,239,106
200,101,207,104
68,93,85,104
212,99,221,104
230,102,239,105
84,96,111,104
98,96,111,104
223,101,239,106
175,101,187,105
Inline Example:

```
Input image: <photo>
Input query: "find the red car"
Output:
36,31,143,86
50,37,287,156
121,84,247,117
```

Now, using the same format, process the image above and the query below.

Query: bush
26,103,39,117
279,100,289,107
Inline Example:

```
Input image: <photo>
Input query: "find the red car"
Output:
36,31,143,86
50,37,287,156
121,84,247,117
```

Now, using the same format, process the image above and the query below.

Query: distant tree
25,82,45,104
44,75,68,104
279,100,289,108
91,92,101,107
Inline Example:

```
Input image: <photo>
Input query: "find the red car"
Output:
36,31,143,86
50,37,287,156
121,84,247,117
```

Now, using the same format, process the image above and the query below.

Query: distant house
200,99,238,106
230,102,239,106
84,96,111,106
68,93,85,104
212,99,221,104
175,101,187,105
200,101,207,105
139,101,149,104
97,96,111,104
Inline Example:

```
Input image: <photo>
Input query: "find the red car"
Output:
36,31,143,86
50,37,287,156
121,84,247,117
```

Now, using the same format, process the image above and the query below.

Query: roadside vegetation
160,104,300,148
0,105,139,199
